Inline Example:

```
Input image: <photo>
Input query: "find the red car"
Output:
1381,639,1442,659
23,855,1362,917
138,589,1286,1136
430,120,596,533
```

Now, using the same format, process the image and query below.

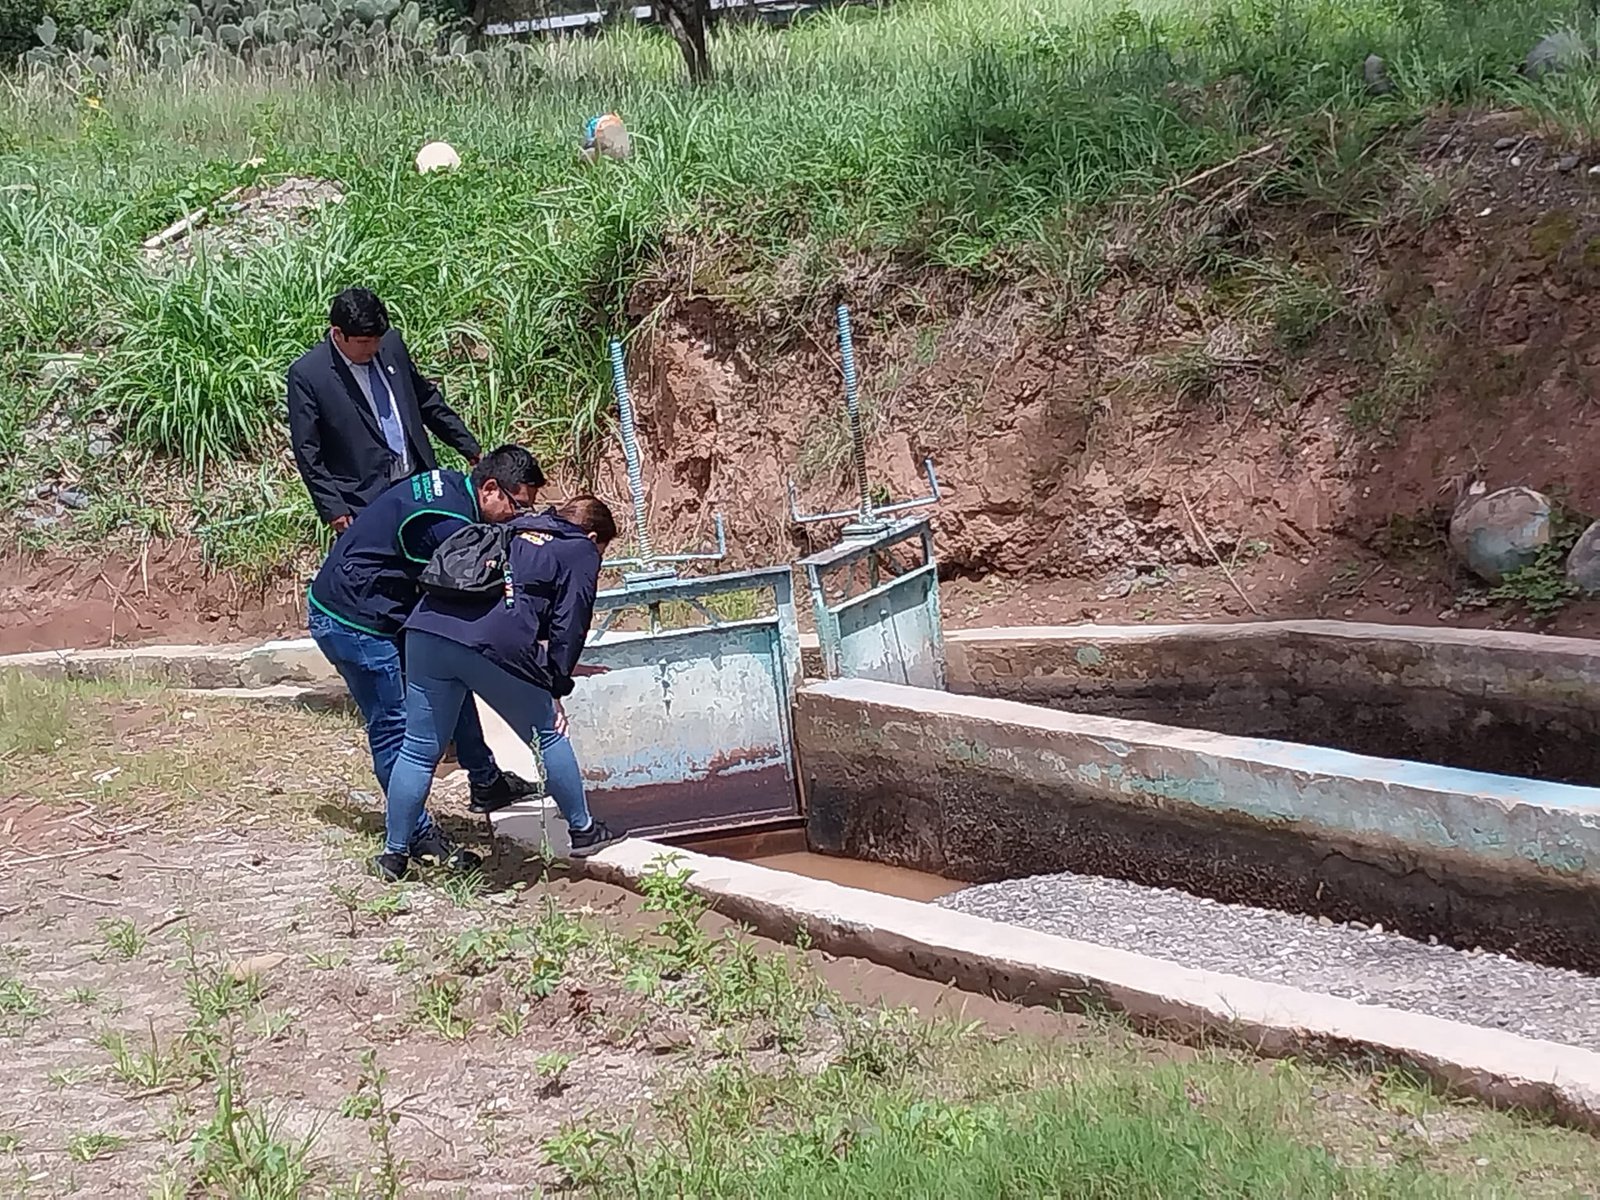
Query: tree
652,0,710,84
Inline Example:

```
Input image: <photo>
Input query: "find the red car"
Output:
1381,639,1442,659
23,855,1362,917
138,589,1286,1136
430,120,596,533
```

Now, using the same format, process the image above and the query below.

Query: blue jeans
385,630,592,856
309,608,501,837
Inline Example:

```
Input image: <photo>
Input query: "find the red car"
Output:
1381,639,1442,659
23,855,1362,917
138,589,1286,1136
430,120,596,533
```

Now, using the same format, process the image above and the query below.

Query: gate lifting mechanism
557,339,803,840
790,305,947,690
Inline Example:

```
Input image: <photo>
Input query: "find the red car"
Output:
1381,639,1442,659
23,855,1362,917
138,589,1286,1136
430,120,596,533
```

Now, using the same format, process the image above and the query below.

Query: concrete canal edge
580,838,1600,1130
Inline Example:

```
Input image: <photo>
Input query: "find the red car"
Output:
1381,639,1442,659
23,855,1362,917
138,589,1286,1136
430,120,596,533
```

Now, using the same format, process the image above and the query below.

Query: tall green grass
0,0,1593,548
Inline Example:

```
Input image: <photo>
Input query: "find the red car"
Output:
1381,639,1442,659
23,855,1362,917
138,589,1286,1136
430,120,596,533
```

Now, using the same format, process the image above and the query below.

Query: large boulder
1448,486,1552,583
1566,520,1600,593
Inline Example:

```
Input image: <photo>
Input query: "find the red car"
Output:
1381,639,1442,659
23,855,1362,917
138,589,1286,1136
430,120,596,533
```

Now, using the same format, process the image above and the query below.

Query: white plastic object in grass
415,141,461,174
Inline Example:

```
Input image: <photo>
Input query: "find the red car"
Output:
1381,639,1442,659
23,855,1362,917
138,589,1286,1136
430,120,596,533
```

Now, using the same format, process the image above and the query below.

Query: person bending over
374,495,626,881
308,446,546,866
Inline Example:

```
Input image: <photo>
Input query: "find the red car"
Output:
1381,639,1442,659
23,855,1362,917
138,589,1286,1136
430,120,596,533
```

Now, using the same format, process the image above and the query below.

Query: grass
97,916,145,959
65,1130,127,1163
3,0,1600,572
0,977,44,1033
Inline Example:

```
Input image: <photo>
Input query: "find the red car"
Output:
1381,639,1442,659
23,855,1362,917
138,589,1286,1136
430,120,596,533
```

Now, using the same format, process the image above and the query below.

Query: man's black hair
556,495,618,544
471,444,546,493
329,288,391,339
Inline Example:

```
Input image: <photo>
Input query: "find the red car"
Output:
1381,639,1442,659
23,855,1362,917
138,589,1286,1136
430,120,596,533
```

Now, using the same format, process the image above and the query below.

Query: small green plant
1145,341,1229,407
494,1007,526,1038
0,1130,20,1153
535,1052,574,1095
449,926,522,975
413,978,471,1040
1487,512,1586,620
543,1126,629,1190
155,1098,196,1145
184,951,263,1031
360,890,410,923
378,939,416,970
837,1006,940,1081
305,950,347,971
98,917,146,959
637,854,712,976
1243,261,1345,351
0,976,45,1032
46,1065,92,1089
189,1061,320,1199
67,986,100,1006
101,1020,198,1089
67,1130,127,1163
436,866,488,908
245,1008,296,1042
340,1049,404,1199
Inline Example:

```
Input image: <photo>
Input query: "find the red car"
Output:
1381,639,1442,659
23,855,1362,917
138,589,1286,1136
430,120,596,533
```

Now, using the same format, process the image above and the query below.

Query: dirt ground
8,680,1600,1195
0,683,1082,1196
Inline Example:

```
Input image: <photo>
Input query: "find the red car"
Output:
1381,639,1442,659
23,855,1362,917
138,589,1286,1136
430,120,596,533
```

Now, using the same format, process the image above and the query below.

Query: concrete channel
10,620,1600,1124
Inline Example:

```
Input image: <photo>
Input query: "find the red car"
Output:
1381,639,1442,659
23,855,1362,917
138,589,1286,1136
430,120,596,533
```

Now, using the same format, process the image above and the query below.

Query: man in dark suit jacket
288,287,483,534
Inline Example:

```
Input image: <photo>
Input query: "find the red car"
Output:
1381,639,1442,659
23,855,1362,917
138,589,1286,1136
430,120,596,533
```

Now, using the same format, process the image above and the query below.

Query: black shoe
469,770,543,814
371,852,410,883
410,827,483,872
569,820,627,859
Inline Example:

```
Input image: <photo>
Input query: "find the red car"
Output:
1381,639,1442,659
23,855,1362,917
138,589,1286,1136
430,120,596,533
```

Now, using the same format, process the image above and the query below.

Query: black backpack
418,523,516,604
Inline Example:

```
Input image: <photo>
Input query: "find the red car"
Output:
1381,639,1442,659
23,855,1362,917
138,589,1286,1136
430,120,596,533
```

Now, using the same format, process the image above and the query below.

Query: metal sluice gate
560,309,946,838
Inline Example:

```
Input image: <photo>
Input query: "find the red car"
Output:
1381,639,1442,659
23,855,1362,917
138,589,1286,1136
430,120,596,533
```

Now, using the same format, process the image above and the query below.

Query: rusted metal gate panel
797,517,945,690
561,565,802,838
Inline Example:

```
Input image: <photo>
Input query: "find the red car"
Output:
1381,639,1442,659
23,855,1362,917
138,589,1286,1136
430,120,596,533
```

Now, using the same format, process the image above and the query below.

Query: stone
488,796,571,859
1565,520,1600,594
37,353,85,384
1524,30,1588,80
414,140,461,174
1559,154,1582,173
229,952,287,981
1362,53,1394,96
56,487,89,510
1494,136,1519,152
1448,486,1552,583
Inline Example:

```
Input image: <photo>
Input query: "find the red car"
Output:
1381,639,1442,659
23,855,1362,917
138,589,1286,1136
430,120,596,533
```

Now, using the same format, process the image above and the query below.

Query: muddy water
679,826,959,902
746,850,958,901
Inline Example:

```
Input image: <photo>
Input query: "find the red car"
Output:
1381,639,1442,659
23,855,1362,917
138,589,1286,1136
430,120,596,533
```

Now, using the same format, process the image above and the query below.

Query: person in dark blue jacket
307,445,546,866
374,495,624,881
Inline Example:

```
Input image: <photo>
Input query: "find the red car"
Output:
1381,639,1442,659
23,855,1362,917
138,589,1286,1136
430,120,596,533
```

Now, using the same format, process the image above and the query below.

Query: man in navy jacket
288,288,482,534
308,445,546,866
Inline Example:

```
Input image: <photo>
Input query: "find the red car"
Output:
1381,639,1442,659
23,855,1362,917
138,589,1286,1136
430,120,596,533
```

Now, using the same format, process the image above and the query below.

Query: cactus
18,0,535,80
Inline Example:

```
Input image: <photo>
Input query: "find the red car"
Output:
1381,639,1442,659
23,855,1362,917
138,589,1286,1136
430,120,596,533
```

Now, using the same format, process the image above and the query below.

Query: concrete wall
945,622,1600,786
797,678,1600,972
0,638,338,690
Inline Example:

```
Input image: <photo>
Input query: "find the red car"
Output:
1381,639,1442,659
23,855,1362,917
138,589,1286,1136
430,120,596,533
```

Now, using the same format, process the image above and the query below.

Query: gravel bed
940,871,1600,1049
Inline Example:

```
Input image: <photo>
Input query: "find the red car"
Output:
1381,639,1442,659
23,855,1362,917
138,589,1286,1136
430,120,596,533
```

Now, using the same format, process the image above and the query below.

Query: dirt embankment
9,111,1600,655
